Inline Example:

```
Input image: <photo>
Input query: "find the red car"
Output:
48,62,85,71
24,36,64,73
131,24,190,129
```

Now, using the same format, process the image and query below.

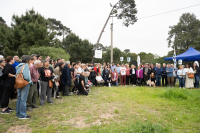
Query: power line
113,3,200,24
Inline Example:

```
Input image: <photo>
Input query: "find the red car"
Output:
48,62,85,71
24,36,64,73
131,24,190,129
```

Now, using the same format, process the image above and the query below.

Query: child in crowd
147,73,156,87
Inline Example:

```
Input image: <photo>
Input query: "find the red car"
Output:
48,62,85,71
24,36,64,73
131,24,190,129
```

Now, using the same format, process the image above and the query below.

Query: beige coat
54,66,62,82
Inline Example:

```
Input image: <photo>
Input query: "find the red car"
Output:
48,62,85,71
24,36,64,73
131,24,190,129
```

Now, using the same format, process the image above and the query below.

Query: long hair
58,62,64,72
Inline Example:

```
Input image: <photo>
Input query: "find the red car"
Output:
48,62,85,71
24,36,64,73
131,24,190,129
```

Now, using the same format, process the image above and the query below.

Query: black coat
143,67,152,76
102,69,109,79
130,68,137,77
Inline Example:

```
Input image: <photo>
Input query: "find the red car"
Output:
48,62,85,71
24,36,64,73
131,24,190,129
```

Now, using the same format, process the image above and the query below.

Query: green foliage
65,33,93,63
159,89,188,100
111,0,138,27
0,16,6,24
28,46,70,60
167,13,200,51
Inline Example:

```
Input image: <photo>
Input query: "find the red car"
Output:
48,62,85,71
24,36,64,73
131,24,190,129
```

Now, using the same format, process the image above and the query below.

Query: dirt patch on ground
6,125,32,133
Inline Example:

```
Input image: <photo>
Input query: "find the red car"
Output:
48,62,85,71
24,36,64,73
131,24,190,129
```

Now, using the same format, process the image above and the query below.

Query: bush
159,89,188,100
28,46,70,60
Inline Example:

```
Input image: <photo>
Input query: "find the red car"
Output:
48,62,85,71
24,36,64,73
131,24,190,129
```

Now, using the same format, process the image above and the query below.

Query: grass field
0,85,200,133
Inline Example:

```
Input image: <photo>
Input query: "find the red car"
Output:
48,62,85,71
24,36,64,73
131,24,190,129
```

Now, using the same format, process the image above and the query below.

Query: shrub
159,89,188,100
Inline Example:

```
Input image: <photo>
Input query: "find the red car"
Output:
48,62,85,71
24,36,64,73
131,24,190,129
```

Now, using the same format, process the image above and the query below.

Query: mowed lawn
0,85,200,133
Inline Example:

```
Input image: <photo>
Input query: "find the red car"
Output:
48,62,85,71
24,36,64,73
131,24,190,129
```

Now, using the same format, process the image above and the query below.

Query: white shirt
96,76,103,81
132,69,135,74
114,73,116,80
77,66,82,76
184,67,194,73
121,67,126,75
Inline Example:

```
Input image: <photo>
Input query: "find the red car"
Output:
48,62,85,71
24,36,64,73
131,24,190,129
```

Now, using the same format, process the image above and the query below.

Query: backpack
15,65,29,89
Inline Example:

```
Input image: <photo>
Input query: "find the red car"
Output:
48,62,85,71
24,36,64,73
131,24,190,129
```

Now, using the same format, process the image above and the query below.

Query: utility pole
111,22,113,63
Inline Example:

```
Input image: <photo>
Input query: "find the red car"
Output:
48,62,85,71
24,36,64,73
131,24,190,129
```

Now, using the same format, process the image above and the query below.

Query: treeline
0,10,199,64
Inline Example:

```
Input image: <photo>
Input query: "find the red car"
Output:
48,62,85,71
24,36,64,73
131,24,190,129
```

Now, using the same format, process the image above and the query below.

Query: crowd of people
0,54,199,119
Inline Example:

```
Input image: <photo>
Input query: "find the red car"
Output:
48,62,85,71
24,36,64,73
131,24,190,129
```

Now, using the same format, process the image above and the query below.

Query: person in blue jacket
62,61,71,96
154,64,163,87
166,63,174,87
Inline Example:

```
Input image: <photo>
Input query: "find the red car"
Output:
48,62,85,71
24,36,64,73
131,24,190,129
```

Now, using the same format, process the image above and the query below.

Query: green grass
0,85,200,133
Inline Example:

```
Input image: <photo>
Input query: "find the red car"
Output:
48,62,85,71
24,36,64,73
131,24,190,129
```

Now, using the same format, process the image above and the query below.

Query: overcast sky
0,0,200,57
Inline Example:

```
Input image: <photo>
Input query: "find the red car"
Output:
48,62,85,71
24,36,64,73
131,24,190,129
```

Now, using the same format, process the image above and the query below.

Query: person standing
111,62,116,73
162,63,168,87
143,63,151,86
120,64,126,86
0,60,6,105
193,62,200,89
111,68,118,86
62,61,71,96
166,64,174,87
116,64,121,85
177,65,186,89
154,64,163,87
15,55,32,119
102,66,109,86
38,60,54,105
126,64,131,85
184,64,194,89
136,66,143,86
54,62,64,98
12,56,19,71
171,64,177,86
1,56,16,114
130,65,137,86
26,60,41,111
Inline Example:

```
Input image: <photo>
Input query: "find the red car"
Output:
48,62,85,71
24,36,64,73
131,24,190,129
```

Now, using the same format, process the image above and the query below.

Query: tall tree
0,17,6,24
167,13,200,51
1,9,56,56
124,49,130,54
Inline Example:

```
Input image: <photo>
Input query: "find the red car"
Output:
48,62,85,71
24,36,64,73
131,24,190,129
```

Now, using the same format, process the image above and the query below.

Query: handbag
15,65,29,89
49,79,53,88
188,73,194,78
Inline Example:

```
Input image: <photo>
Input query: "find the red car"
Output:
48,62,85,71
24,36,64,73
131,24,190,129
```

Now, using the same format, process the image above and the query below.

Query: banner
95,50,102,59
137,56,140,66
120,57,124,61
178,60,182,65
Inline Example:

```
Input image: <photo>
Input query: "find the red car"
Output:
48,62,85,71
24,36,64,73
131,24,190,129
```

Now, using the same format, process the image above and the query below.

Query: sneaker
183,87,185,89
1,109,11,114
179,87,181,89
48,102,53,104
56,97,62,99
8,107,14,112
19,116,31,120
70,92,73,94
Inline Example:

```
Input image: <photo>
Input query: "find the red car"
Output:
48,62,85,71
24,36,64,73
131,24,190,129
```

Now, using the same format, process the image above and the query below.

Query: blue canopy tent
164,47,200,61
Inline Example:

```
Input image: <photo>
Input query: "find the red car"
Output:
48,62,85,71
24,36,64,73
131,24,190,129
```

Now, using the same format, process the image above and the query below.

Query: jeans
112,81,118,86
156,75,161,86
179,78,185,88
194,74,199,88
16,84,30,118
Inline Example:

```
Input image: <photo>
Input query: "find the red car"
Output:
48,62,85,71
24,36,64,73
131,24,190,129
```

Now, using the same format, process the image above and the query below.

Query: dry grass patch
6,125,32,133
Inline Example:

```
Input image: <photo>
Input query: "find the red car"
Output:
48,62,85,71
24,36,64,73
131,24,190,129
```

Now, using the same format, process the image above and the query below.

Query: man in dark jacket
62,61,71,96
143,63,151,85
162,63,168,87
